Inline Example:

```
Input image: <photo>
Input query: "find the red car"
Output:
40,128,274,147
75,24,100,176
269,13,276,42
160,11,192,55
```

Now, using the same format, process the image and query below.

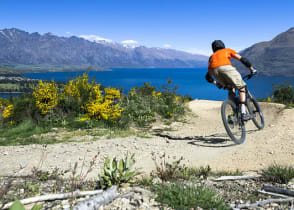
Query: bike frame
224,73,255,123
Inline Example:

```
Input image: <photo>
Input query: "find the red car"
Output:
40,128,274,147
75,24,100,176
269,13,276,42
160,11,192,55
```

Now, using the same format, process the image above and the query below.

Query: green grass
211,169,243,177
0,120,51,146
175,165,212,180
262,164,294,184
176,166,242,180
285,103,294,109
0,83,20,90
152,182,230,210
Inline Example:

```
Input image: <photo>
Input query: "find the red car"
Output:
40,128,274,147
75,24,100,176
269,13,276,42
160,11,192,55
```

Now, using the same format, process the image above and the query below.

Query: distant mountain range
1,28,294,76
233,27,294,76
0,28,208,70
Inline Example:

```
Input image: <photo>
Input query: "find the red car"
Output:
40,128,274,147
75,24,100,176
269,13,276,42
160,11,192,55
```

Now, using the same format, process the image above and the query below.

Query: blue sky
1,0,293,55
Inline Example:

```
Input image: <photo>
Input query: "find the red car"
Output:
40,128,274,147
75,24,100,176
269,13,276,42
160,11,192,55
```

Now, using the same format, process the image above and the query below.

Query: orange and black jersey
208,48,237,71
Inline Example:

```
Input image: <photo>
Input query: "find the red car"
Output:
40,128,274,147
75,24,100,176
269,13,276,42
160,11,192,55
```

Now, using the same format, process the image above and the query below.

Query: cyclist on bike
205,40,256,121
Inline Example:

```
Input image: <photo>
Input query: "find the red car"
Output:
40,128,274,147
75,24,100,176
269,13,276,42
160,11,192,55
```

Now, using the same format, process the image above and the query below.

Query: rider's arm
206,56,217,85
205,72,217,85
232,53,254,72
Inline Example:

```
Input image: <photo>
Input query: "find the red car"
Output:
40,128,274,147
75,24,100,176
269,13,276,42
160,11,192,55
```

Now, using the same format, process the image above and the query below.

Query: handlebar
243,69,257,81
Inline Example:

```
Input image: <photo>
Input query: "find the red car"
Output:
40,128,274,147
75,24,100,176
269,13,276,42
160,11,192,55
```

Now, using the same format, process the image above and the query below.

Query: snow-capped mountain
0,28,208,69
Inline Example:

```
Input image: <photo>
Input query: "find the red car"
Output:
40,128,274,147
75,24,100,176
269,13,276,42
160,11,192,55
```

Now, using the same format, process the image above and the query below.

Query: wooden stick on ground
213,175,258,181
258,190,291,198
3,189,103,209
235,197,294,209
71,186,118,210
262,185,294,197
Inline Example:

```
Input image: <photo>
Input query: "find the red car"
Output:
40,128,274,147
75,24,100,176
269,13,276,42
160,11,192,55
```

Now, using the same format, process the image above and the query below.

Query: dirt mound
0,100,293,178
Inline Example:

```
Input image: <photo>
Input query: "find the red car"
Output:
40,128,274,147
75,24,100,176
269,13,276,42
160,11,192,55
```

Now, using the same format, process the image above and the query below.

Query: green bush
121,80,187,128
273,83,294,105
262,164,294,184
11,94,40,124
0,74,189,144
152,183,230,210
121,90,156,127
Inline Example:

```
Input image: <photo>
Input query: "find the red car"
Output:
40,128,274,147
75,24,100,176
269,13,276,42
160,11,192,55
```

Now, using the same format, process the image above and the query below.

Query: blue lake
17,68,294,100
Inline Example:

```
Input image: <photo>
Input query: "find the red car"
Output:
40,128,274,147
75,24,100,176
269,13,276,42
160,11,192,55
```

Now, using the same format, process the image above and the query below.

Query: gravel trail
0,100,293,178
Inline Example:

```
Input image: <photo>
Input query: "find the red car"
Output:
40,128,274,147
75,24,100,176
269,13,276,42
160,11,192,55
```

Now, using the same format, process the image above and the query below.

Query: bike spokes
247,97,265,129
221,100,246,144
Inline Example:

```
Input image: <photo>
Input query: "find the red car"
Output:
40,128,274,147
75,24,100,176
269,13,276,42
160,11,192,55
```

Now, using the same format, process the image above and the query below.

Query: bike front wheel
221,100,246,144
246,94,265,129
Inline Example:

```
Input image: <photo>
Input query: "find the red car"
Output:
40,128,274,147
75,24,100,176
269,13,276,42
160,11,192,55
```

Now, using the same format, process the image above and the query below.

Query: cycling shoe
241,113,251,121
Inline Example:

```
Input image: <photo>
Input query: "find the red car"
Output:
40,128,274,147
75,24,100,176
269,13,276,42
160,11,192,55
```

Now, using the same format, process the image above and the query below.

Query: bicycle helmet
212,40,225,52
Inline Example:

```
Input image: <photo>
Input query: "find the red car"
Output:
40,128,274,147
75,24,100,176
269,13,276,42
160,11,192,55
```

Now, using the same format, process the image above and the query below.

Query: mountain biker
205,40,256,121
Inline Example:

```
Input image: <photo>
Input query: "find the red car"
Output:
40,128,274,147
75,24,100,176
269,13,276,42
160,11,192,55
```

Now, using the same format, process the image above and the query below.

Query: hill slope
233,27,294,76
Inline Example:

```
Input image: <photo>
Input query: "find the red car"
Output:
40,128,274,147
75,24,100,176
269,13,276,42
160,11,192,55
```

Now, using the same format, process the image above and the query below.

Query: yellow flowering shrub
267,95,274,102
3,104,14,119
84,85,124,121
64,73,93,101
90,84,103,103
104,87,120,101
33,80,58,115
152,91,162,97
175,96,181,101
130,88,136,96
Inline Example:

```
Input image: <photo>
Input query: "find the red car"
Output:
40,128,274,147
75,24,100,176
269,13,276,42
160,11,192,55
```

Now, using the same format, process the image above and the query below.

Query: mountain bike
220,73,265,144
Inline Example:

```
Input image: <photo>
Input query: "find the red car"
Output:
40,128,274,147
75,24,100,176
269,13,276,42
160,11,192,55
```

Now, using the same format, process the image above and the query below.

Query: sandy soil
0,100,293,178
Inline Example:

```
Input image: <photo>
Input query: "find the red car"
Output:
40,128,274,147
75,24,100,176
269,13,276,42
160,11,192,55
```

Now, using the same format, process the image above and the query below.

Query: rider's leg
239,87,246,101
239,87,246,113
239,87,250,120
228,89,235,102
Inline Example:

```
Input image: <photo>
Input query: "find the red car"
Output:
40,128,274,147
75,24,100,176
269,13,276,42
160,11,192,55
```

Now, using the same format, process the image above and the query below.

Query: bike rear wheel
246,94,265,129
221,100,246,144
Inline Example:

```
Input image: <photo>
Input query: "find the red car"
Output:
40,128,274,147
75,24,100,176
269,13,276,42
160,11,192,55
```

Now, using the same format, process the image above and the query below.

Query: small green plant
137,176,154,188
99,153,139,189
9,200,25,210
151,152,184,182
177,165,212,180
25,182,40,195
69,153,98,191
262,164,294,184
8,200,42,210
31,167,68,182
152,182,230,210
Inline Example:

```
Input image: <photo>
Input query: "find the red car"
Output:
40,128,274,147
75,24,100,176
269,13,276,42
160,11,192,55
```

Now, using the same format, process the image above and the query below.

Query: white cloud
163,44,172,48
79,34,113,43
121,40,138,45
183,48,212,56
121,40,139,48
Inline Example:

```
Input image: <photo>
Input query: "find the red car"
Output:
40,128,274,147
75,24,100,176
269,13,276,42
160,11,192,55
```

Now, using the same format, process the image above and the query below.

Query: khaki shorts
212,65,246,89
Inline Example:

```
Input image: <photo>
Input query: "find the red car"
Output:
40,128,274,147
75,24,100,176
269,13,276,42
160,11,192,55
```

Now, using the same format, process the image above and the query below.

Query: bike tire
246,95,265,129
221,100,246,144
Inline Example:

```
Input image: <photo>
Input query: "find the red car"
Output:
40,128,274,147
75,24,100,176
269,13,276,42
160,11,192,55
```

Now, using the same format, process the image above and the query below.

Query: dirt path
0,100,293,178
